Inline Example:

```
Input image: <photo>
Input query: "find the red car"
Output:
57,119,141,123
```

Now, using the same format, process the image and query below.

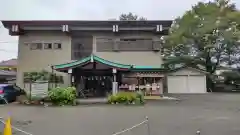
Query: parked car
0,84,26,104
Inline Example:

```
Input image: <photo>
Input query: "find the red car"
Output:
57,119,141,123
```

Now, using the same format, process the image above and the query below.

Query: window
30,43,42,50
120,38,152,41
96,37,114,52
74,43,83,50
118,38,153,51
97,37,113,42
72,43,83,59
120,38,137,41
54,43,62,49
2,86,13,93
44,43,52,49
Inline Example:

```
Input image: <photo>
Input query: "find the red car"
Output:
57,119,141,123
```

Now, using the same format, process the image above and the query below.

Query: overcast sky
0,0,240,61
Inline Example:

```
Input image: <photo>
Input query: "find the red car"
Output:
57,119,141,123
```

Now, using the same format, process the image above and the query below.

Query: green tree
119,12,147,20
221,70,240,84
162,0,240,91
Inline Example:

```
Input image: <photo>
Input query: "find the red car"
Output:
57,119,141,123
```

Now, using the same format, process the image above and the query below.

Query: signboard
112,68,117,74
31,82,48,97
68,69,72,74
124,72,164,78
152,83,157,91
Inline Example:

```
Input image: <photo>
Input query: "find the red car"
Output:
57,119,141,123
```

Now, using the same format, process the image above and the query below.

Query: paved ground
1,93,240,135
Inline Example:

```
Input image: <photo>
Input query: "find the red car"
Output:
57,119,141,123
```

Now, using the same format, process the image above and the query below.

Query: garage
167,67,207,93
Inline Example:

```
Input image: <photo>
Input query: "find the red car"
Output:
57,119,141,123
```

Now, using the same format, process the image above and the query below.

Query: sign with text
31,82,48,97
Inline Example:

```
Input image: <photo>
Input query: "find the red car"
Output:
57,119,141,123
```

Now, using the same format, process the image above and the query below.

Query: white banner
31,82,48,97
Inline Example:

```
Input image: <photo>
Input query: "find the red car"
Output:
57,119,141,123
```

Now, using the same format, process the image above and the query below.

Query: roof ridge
93,55,132,67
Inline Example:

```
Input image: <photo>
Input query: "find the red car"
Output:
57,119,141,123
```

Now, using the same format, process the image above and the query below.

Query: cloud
0,0,216,20
0,0,239,61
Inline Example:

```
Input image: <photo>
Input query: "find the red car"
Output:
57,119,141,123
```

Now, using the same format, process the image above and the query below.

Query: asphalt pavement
1,93,240,135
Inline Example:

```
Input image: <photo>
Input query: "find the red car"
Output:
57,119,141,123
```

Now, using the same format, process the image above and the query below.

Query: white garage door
188,76,206,93
168,75,206,93
167,76,188,93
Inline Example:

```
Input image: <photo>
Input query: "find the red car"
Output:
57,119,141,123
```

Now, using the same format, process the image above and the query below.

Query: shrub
48,87,77,106
107,91,144,105
24,70,64,83
136,91,145,104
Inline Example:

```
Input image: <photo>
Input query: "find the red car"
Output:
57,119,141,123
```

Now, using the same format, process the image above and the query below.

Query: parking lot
1,93,240,135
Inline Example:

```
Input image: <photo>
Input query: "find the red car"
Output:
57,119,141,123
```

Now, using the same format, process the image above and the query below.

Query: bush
107,91,144,105
48,87,77,106
136,91,145,104
24,70,64,83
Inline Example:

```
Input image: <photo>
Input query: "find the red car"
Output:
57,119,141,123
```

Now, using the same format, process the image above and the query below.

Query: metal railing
112,116,150,135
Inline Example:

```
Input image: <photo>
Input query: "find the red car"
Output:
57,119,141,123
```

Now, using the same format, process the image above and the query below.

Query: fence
112,116,150,135
0,115,201,135
111,117,201,135
23,81,53,99
0,116,150,135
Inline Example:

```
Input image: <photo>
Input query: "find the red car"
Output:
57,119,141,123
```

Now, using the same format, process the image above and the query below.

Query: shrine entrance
52,54,164,98
75,70,114,98
82,75,112,97
52,54,132,98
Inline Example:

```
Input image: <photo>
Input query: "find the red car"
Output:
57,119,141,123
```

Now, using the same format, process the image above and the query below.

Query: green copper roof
53,54,163,71
132,65,163,71
93,55,132,69
133,65,161,69
53,56,91,69
53,54,132,70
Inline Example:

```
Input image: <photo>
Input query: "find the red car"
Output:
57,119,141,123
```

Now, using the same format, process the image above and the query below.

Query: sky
0,0,240,61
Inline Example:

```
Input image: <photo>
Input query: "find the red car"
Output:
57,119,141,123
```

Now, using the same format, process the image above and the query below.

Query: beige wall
17,31,72,88
93,33,163,67
95,52,162,67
